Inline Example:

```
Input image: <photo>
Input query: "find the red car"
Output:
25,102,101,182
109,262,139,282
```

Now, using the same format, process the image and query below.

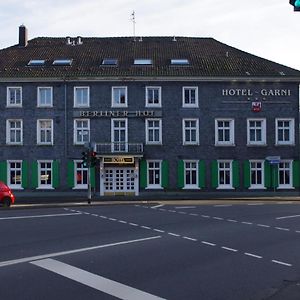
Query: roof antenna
130,10,136,41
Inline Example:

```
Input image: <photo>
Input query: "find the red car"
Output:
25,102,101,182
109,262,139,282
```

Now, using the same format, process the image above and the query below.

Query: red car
0,181,15,207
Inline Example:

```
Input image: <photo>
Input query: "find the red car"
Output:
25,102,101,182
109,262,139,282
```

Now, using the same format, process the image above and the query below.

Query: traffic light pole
87,166,92,204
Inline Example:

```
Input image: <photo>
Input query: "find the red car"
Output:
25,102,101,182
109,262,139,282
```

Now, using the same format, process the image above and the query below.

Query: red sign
252,102,262,112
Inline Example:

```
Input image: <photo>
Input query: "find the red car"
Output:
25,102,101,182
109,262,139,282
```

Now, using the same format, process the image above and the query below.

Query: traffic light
90,151,97,167
81,151,89,167
290,0,300,11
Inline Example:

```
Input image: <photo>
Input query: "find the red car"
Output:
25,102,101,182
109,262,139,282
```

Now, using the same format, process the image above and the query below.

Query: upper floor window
74,87,90,108
247,119,266,146
6,119,23,145
74,119,90,144
182,87,198,107
112,87,127,107
183,119,199,145
37,119,53,145
146,119,162,144
7,87,22,107
215,119,235,146
146,86,161,107
38,87,53,107
275,118,295,145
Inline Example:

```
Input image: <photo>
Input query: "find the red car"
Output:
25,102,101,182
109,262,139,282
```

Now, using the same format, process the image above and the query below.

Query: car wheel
2,197,11,207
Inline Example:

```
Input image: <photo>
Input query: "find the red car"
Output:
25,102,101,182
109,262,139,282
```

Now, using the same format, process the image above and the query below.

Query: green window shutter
264,161,271,188
90,167,95,188
243,160,251,189
232,160,240,188
177,160,184,189
211,160,218,189
198,160,206,188
0,161,7,183
271,165,279,188
161,160,169,189
67,161,75,188
31,161,38,189
21,161,28,188
293,160,300,188
52,160,60,188
139,160,147,189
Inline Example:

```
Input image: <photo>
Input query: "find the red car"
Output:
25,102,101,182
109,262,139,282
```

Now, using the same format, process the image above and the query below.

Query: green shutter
90,167,95,188
177,160,184,189
52,160,60,188
232,160,240,188
198,160,206,188
67,161,75,188
161,160,169,189
271,165,279,188
211,160,218,188
139,160,147,189
31,161,38,189
293,160,300,188
264,161,271,188
243,160,251,189
0,161,7,183
21,161,28,188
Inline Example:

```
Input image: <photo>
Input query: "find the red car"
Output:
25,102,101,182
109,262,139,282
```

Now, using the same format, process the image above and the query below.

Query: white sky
1,0,300,70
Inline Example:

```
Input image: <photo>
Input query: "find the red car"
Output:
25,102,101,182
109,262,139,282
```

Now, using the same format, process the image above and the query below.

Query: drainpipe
64,79,68,157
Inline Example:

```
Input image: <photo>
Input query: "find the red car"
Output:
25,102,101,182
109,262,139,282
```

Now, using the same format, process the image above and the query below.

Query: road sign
266,156,280,165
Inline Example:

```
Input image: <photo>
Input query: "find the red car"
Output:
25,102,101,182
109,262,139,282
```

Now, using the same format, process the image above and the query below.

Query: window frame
182,118,199,145
215,119,235,146
249,160,265,189
217,160,233,189
74,160,88,189
278,160,293,189
145,86,161,107
37,119,53,145
7,87,22,107
183,160,199,189
247,118,266,146
6,119,23,145
7,160,23,189
37,86,53,107
74,119,90,145
145,118,162,145
37,160,53,189
74,86,90,108
111,86,128,108
275,118,295,145
146,160,162,189
182,86,198,108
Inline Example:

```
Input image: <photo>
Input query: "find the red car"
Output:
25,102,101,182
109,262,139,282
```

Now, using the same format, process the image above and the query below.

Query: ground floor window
218,160,232,189
74,161,88,189
8,160,22,189
249,160,264,189
147,160,162,189
278,160,293,189
38,160,53,189
184,160,199,188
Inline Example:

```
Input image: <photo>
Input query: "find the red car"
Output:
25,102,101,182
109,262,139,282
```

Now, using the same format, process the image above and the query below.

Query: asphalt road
1,201,300,300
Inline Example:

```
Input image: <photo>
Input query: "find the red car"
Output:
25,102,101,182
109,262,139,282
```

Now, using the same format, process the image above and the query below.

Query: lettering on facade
103,157,134,164
222,89,291,97
77,110,160,118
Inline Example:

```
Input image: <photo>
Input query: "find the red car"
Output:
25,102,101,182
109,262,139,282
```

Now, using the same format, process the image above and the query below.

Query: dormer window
134,59,152,65
171,59,189,65
28,60,45,66
102,59,118,66
53,59,73,66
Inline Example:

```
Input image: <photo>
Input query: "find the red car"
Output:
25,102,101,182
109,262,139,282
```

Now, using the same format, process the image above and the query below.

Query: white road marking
109,218,117,221
153,229,165,233
0,236,162,268
244,253,262,259
241,222,253,225
141,226,151,230
31,259,166,300
214,205,232,207
100,216,108,219
178,211,187,214
201,215,210,218
277,202,293,204
227,219,238,223
175,206,196,209
183,236,197,242
190,213,198,216
201,241,216,247
221,247,238,252
276,215,300,220
168,210,176,213
168,232,180,237
257,224,270,228
275,227,290,231
0,212,82,221
129,223,138,227
151,204,164,209
271,260,292,267
118,220,127,224
213,217,224,220
247,203,264,206
91,214,99,217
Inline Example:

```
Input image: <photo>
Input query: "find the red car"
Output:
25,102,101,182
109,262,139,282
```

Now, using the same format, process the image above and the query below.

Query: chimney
19,25,28,47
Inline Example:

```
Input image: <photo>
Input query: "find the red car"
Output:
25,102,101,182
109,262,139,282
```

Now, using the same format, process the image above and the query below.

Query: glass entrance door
104,168,135,194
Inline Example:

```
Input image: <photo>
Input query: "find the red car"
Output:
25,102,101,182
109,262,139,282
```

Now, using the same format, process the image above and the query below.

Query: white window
38,87,53,107
278,160,293,189
38,160,53,189
215,119,235,146
7,160,22,189
74,160,88,189
182,87,198,107
145,86,161,107
147,160,162,189
218,160,233,189
134,59,152,65
184,160,199,189
146,119,162,144
247,119,266,145
7,87,22,107
183,119,199,145
74,119,90,144
74,87,90,107
112,87,127,107
37,119,53,145
249,160,264,189
275,119,295,145
111,119,128,152
6,119,23,145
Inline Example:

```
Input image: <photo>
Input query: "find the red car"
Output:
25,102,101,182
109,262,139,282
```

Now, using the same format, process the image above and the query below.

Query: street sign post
266,156,280,192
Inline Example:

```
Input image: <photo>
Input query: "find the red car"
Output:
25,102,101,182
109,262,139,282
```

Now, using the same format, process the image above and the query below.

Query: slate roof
0,36,300,79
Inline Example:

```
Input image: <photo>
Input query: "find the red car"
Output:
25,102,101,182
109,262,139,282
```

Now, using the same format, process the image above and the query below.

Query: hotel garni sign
74,110,162,118
222,88,291,97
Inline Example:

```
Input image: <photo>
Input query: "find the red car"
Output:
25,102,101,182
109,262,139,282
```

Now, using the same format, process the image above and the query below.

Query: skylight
102,59,118,66
171,59,190,65
28,59,45,66
134,59,152,65
53,59,73,66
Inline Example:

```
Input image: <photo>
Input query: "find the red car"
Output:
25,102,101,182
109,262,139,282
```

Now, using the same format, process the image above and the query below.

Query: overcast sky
1,0,299,70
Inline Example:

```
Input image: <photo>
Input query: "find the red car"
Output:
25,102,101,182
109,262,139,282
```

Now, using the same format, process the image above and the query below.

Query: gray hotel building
0,26,299,197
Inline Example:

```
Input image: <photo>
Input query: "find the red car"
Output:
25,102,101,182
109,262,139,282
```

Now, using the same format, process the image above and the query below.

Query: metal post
87,166,91,204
